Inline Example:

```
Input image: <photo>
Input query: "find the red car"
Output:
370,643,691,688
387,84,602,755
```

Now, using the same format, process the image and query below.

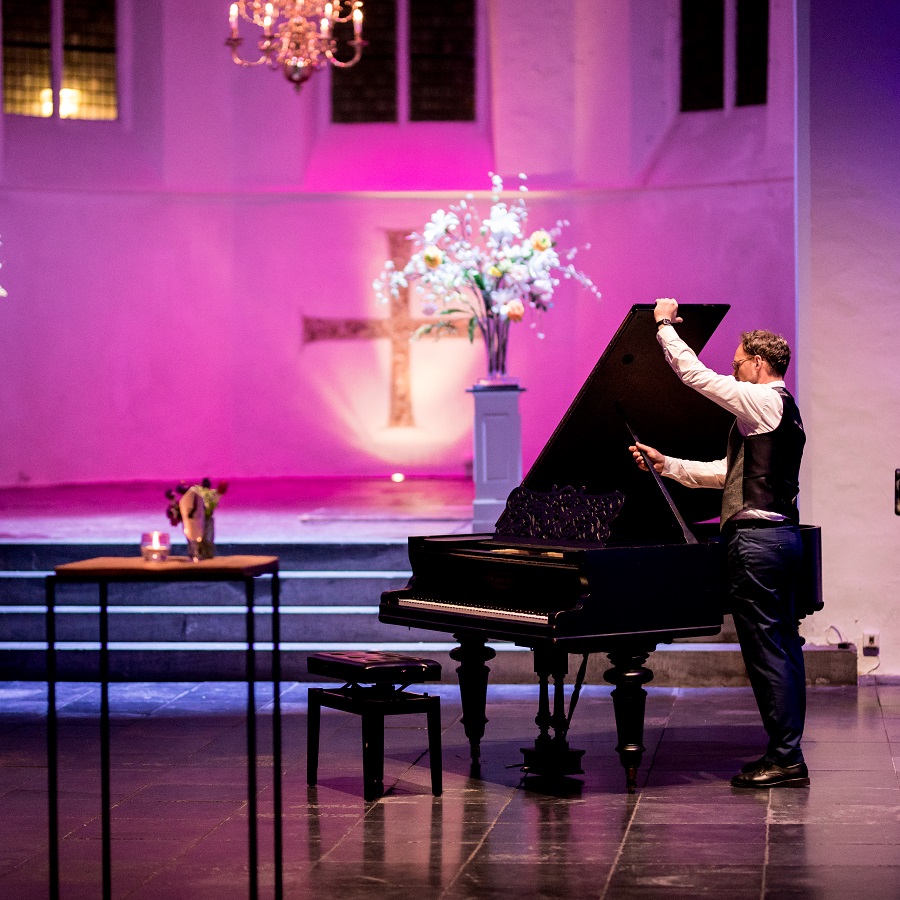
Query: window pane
409,0,474,122
62,0,118,120
332,0,397,124
680,0,724,112
2,0,52,117
736,0,768,106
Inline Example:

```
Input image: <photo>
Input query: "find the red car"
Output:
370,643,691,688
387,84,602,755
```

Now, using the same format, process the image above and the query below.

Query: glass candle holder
140,531,171,562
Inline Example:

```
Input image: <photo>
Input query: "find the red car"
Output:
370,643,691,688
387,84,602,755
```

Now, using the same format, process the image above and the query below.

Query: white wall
796,0,900,673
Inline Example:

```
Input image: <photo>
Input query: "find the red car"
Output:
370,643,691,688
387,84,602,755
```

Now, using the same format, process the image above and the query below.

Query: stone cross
302,230,468,427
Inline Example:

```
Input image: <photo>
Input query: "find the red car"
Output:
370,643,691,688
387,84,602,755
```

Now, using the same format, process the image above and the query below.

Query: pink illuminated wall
0,0,797,488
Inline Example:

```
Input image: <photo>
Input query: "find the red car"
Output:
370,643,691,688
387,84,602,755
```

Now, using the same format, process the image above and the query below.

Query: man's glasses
732,357,754,373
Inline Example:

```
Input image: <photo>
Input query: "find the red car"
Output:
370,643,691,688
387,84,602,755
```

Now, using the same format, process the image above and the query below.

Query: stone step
0,605,395,643
0,541,853,685
0,597,742,646
0,571,410,606
0,643,856,686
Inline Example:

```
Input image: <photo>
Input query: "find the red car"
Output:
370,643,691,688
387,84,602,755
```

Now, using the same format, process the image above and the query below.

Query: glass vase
186,515,215,561
479,315,515,385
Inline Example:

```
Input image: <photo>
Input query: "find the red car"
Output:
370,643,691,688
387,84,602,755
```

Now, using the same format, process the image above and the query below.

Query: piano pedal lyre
519,649,589,778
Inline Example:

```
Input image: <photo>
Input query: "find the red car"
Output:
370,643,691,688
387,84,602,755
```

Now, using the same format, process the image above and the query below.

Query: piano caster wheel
626,766,637,793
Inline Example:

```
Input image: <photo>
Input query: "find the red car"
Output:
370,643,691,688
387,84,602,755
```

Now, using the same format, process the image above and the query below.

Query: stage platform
0,476,475,545
0,477,857,685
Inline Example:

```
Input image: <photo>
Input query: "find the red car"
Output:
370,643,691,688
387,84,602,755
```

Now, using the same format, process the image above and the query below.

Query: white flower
422,209,459,243
531,277,554,300
372,173,600,347
491,287,518,306
533,247,559,267
504,264,531,285
484,207,521,241
500,242,529,261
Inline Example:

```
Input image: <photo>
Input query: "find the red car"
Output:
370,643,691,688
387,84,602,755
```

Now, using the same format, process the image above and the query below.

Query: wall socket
863,631,880,657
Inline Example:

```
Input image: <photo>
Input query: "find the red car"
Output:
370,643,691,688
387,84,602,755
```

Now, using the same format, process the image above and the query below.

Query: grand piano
380,304,822,791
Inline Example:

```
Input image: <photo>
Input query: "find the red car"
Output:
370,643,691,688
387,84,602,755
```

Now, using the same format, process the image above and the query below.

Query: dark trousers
726,524,806,766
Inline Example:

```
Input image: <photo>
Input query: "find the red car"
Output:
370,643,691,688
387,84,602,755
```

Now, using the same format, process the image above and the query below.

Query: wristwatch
656,318,673,328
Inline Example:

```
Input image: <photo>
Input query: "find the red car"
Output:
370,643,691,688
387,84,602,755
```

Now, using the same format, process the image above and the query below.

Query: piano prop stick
615,400,697,545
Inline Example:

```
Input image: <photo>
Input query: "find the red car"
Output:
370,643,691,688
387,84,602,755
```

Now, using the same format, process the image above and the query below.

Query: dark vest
721,386,805,526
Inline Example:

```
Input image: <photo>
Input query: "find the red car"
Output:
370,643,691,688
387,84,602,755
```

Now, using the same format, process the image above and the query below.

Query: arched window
680,0,768,113
331,0,476,124
2,0,117,120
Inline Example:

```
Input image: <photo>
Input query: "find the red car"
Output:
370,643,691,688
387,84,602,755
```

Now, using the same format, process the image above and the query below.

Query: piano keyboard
396,596,550,625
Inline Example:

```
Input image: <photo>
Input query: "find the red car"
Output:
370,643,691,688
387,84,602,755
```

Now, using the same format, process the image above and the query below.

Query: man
630,298,809,789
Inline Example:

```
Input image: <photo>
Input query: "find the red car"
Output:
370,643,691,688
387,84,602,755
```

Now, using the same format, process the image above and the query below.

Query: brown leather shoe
731,761,809,788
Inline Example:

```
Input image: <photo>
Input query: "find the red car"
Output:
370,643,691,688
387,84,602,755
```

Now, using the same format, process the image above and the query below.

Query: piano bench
305,651,443,802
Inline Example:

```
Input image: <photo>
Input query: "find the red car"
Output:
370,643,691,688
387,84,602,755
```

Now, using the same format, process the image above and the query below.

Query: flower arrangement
373,173,600,380
165,478,228,527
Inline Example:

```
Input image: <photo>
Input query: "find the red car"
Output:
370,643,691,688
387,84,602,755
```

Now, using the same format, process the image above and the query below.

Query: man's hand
654,298,683,325
629,442,666,474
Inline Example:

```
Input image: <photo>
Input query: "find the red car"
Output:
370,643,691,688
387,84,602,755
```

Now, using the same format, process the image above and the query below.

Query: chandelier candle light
374,174,601,384
226,1,364,90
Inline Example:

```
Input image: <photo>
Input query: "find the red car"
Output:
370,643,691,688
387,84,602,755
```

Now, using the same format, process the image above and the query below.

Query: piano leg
450,634,496,772
520,645,586,778
604,650,654,793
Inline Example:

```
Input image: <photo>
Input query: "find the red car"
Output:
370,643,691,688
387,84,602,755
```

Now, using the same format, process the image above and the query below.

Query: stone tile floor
2,680,900,898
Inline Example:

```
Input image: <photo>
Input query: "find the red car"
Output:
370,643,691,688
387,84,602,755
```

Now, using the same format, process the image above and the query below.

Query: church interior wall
8,2,895,676
0,0,799,488
796,0,900,674
0,178,796,485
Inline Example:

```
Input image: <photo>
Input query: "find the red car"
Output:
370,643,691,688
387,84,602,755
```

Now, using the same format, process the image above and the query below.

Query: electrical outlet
863,631,880,657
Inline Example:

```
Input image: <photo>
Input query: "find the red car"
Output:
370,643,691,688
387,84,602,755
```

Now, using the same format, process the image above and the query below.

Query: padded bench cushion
306,651,442,684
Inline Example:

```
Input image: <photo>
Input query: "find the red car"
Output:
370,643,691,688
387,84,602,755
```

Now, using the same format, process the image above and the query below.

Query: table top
52,555,279,581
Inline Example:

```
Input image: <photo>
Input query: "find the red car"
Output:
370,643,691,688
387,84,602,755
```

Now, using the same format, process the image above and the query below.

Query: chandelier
226,1,364,90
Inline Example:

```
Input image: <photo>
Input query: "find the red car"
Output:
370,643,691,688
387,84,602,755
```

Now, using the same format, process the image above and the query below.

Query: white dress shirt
655,325,786,509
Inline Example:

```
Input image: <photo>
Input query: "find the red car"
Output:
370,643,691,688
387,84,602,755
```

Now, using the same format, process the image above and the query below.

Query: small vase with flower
165,479,228,561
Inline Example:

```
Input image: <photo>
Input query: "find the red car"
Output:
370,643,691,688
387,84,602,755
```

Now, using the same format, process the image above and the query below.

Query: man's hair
741,330,791,377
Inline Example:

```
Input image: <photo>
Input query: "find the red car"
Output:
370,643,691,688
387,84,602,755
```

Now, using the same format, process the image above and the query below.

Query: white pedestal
468,383,525,533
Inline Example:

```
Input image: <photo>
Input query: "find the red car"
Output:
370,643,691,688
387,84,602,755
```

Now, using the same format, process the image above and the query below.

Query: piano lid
519,303,734,546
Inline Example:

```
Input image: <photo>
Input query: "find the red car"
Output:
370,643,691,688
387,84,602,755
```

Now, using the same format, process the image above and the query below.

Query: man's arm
631,441,726,489
663,455,726,489
654,298,783,432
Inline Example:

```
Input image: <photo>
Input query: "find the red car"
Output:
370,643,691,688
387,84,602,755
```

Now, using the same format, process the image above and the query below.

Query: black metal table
45,555,281,900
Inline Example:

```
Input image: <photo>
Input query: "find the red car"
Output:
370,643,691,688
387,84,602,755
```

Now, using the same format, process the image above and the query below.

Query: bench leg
361,711,385,801
307,689,322,787
426,698,443,797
